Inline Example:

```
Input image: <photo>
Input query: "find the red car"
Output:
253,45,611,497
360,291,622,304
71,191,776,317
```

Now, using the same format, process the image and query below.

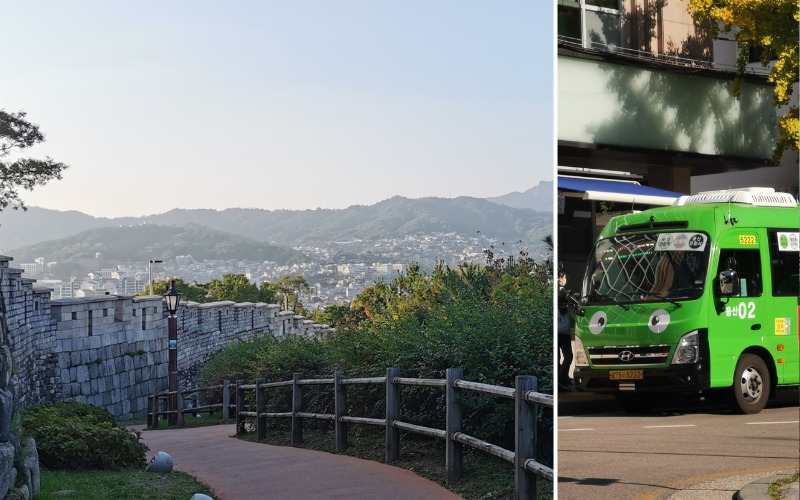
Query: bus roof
674,187,797,208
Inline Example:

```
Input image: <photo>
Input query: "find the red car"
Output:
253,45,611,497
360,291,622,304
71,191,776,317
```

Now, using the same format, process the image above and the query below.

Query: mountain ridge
0,183,553,254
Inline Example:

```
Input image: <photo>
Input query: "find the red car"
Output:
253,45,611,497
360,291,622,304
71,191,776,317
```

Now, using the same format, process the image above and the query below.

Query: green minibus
573,188,799,413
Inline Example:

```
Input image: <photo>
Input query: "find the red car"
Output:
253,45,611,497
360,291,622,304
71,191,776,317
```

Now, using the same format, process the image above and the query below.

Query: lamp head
164,280,182,316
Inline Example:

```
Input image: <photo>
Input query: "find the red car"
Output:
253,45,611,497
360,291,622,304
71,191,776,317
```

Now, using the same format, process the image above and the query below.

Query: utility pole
149,260,163,295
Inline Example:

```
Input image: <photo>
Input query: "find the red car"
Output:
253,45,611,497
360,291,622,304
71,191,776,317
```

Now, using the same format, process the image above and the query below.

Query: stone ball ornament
145,451,174,473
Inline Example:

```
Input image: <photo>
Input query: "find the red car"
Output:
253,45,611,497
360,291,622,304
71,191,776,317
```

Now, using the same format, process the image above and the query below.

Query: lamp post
164,280,181,425
149,259,163,295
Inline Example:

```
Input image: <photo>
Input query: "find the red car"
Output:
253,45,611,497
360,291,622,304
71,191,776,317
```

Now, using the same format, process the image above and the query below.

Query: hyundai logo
618,350,634,362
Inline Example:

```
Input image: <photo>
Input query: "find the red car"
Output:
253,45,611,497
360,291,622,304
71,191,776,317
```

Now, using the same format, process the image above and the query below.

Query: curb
736,471,799,500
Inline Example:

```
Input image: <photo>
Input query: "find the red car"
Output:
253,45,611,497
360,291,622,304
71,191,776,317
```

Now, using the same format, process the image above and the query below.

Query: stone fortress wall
0,255,333,420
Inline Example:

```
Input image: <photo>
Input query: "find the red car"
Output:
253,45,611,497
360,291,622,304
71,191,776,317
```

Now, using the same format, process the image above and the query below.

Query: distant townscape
2,184,553,310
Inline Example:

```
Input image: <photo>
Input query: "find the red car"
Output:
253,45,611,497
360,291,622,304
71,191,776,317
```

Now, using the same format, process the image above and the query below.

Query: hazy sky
1,1,553,218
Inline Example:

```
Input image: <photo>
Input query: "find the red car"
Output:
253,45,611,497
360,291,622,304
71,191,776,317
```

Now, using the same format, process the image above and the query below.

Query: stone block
57,352,70,367
0,390,13,442
76,365,89,383
0,443,15,499
22,436,40,497
88,336,101,349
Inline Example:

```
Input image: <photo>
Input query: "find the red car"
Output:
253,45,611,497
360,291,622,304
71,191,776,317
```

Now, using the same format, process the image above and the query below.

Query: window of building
557,0,621,51
748,45,778,64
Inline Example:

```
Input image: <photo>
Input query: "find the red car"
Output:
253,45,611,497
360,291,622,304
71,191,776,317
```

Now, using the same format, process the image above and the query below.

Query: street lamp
149,259,163,295
163,280,181,425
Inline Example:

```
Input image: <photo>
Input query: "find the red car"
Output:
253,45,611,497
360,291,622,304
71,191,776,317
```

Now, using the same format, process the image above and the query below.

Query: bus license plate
609,370,643,380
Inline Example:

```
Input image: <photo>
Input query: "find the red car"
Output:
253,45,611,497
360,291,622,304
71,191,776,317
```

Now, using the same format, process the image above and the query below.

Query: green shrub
21,402,148,470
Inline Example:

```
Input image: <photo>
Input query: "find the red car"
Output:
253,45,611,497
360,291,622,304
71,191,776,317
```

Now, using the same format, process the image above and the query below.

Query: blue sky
1,1,553,217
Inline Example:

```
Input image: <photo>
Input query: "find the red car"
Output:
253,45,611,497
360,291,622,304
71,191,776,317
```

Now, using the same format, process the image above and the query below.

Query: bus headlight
672,331,699,365
574,336,589,367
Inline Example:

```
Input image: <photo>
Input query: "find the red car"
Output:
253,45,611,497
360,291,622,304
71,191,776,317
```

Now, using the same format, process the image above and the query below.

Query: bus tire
732,353,770,414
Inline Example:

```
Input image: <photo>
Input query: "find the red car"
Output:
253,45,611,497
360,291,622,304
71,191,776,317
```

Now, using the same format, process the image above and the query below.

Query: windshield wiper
588,292,630,310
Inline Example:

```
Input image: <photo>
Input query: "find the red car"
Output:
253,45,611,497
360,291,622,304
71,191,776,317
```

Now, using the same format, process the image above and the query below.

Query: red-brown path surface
135,424,461,500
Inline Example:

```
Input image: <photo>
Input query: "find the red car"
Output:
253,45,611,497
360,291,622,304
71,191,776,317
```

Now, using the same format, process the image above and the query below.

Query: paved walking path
135,424,460,500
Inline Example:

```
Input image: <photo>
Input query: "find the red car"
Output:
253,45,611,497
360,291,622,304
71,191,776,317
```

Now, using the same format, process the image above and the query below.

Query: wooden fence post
222,380,230,424
235,379,245,435
515,375,537,500
446,367,463,484
334,370,347,453
177,390,184,427
292,373,303,446
256,378,266,441
386,367,400,463
147,394,153,429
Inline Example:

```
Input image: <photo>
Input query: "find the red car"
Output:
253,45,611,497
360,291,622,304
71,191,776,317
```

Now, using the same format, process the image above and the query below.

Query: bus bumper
573,363,709,394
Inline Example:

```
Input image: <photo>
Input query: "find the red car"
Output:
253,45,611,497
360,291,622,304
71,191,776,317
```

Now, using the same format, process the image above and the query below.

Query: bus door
710,229,770,387
767,229,800,384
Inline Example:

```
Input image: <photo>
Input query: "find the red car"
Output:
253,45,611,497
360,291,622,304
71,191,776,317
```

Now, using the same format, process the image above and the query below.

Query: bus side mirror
719,269,740,296
570,292,585,317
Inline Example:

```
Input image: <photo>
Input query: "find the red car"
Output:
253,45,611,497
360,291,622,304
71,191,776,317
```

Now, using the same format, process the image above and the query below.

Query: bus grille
588,344,671,367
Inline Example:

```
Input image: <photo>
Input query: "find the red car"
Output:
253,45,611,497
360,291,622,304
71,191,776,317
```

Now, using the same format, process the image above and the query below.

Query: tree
687,0,799,161
150,278,210,303
0,110,68,210
207,274,260,303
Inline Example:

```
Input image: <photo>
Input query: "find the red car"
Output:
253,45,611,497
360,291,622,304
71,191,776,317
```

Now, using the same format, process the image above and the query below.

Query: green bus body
573,189,799,413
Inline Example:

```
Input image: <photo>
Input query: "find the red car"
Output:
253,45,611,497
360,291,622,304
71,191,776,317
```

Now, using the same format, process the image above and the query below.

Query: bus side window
769,231,800,297
717,250,762,298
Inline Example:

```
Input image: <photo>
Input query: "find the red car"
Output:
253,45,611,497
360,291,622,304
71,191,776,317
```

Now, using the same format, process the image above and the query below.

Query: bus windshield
582,232,710,305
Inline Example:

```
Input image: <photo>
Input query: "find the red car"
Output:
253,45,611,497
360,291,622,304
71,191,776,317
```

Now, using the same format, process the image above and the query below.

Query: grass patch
768,470,799,500
38,468,213,500
238,420,553,499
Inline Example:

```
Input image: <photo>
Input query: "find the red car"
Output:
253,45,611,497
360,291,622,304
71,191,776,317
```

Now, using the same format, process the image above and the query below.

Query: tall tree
206,274,260,303
687,0,799,161
0,110,68,210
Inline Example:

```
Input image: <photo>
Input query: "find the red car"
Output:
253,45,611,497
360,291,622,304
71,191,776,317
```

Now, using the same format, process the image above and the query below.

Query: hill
8,224,303,265
0,194,551,251
486,181,553,211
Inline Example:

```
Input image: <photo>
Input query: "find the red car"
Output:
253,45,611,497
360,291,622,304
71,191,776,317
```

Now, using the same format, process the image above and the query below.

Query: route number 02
725,301,756,319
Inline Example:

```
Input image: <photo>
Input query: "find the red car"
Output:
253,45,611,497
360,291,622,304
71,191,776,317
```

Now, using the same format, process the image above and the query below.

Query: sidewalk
135,424,460,500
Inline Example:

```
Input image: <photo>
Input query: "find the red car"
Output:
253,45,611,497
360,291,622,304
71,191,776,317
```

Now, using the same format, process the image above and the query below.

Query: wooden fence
233,367,552,499
147,381,235,428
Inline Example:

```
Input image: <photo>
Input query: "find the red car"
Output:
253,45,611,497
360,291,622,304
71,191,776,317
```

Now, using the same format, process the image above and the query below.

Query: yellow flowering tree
688,0,799,162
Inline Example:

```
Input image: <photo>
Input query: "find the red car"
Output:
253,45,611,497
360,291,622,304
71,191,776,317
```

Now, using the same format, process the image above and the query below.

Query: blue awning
558,176,683,206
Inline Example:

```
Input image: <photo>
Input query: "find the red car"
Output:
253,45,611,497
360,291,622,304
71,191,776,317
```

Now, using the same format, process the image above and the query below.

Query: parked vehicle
572,188,799,413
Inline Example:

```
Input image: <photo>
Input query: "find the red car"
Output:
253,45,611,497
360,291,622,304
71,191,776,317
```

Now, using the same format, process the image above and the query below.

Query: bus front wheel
732,353,770,414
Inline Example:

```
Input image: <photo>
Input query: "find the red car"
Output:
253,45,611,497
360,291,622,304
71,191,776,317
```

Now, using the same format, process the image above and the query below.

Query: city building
556,0,797,280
